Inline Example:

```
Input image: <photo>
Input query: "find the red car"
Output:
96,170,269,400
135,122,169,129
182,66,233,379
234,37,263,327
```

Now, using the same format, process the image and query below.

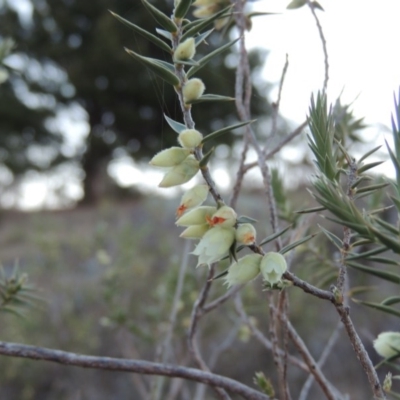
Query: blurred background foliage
0,0,271,205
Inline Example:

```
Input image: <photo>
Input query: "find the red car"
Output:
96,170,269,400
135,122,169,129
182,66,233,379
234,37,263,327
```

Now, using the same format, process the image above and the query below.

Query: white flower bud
174,38,196,61
373,332,400,359
179,224,210,239
183,78,205,104
150,147,191,167
159,155,199,187
176,184,209,217
176,206,217,226
208,206,237,228
224,254,262,288
193,5,218,18
235,223,256,245
192,227,235,267
260,252,287,285
178,129,203,149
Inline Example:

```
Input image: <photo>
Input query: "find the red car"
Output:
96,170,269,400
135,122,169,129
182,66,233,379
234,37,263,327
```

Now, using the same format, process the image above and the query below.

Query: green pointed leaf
247,12,277,18
110,11,172,53
199,147,214,168
229,241,238,263
355,182,389,195
354,300,400,318
369,226,400,253
318,225,343,251
357,161,385,174
346,245,387,260
174,0,193,19
347,261,400,284
125,49,179,86
155,28,173,40
279,233,317,255
141,0,178,32
287,0,307,10
194,29,214,47
259,225,291,247
173,59,200,66
182,5,233,41
202,120,254,144
188,94,235,104
391,195,400,211
373,217,399,235
164,114,186,134
381,296,400,306
296,205,326,214
211,269,229,281
187,37,240,78
237,215,258,224
367,256,400,266
358,145,382,163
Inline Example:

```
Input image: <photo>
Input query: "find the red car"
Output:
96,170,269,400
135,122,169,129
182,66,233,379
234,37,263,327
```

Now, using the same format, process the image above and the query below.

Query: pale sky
248,0,400,130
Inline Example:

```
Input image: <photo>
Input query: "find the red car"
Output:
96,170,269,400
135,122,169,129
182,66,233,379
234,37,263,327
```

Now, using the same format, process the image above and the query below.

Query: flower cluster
224,251,287,288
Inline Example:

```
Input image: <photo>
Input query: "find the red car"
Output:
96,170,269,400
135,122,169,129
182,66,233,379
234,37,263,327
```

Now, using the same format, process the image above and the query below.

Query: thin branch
152,239,191,400
307,1,329,93
299,322,343,400
285,319,338,400
202,284,244,314
0,341,270,400
334,304,386,400
234,293,307,372
268,291,290,400
271,54,289,139
188,266,231,400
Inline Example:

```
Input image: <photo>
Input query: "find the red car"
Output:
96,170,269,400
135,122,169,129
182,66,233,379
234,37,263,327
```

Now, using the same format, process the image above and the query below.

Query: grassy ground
0,195,393,399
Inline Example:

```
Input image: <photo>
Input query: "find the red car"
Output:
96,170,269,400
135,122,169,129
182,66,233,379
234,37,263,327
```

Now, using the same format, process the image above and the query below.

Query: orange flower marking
176,204,187,217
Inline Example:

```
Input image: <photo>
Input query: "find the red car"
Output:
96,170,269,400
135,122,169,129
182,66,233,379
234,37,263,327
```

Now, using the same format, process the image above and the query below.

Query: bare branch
299,322,343,400
152,240,191,399
234,293,307,372
285,319,339,400
307,1,329,93
0,341,270,400
188,267,231,400
334,305,385,399
271,54,289,139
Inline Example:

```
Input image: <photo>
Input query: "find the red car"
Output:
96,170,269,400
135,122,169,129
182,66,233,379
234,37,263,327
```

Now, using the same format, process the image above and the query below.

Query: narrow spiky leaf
194,29,214,46
199,147,214,168
381,296,400,306
141,0,178,32
358,145,382,163
164,114,187,134
188,94,235,104
357,161,385,174
355,300,400,318
110,11,172,53
347,261,400,284
125,49,179,86
279,234,317,255
259,225,291,246
202,120,254,144
318,225,343,250
174,0,193,19
187,37,240,78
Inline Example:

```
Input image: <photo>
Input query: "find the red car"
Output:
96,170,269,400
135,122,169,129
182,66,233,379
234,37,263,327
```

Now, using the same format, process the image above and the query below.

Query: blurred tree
0,0,271,204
